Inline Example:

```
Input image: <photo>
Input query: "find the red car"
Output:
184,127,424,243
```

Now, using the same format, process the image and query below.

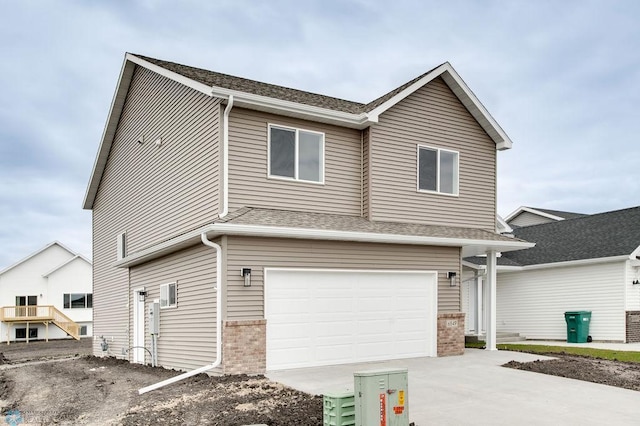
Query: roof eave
113,223,534,268
367,62,512,150
132,53,373,128
505,206,565,223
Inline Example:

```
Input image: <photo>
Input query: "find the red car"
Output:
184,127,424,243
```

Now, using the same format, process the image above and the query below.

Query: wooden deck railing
0,305,80,340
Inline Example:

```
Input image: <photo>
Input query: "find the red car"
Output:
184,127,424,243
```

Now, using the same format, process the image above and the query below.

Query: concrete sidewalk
267,349,640,425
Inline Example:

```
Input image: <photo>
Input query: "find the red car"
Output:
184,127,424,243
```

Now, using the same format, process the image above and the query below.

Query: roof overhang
367,62,512,150
83,55,513,209
113,223,534,268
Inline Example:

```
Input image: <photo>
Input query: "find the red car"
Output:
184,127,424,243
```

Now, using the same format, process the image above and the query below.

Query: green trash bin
564,311,592,343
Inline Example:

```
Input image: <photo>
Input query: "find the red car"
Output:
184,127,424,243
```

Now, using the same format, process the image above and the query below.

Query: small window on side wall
268,124,324,183
160,282,177,309
418,145,459,196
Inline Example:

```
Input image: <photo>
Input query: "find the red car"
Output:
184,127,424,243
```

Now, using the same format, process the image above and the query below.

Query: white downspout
219,95,234,219
138,233,222,394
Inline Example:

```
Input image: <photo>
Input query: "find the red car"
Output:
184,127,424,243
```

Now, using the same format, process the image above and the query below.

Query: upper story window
417,145,459,196
64,293,93,309
268,124,324,184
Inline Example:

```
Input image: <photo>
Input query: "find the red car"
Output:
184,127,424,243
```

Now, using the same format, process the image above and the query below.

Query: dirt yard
2,340,640,425
0,340,321,425
504,354,640,391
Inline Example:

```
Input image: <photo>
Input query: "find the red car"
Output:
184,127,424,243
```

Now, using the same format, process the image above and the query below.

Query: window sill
416,189,459,198
267,175,325,186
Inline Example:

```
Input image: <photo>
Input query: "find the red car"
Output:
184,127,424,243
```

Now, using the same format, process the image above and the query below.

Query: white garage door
265,269,438,370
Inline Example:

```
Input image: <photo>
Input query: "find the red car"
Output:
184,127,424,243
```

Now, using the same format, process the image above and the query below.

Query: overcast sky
1,0,638,266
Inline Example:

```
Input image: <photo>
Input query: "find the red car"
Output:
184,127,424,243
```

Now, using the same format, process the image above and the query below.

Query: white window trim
267,123,325,185
416,144,460,197
160,282,177,309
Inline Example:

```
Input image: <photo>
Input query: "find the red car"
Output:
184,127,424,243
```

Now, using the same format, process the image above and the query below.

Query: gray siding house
83,53,531,374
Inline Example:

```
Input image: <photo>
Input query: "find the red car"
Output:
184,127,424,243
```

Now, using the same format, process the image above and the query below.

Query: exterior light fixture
138,291,147,302
241,268,252,287
447,272,457,287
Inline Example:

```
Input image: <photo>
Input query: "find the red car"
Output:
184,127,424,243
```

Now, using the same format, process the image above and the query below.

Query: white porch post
476,274,483,335
485,250,497,351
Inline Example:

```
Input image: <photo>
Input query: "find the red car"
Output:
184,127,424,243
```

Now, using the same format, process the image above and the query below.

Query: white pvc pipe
219,95,234,218
138,233,222,394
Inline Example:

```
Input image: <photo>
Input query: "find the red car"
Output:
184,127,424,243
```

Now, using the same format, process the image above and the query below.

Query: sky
1,0,639,267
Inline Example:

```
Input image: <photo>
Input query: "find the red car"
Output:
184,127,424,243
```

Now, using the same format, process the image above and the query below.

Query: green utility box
323,392,356,426
564,311,592,343
354,368,409,426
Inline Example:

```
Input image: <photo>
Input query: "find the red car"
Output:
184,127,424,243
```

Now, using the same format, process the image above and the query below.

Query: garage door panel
266,269,437,370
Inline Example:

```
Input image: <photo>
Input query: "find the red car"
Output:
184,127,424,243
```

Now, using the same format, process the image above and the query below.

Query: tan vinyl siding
91,66,221,357
370,77,496,230
129,244,218,371
227,108,362,215
362,127,371,219
226,236,461,318
509,212,556,227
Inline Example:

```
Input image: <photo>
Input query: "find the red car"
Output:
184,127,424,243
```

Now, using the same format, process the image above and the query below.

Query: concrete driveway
267,349,640,425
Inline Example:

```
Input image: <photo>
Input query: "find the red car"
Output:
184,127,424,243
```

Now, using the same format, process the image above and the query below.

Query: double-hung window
268,125,324,183
160,282,177,309
417,145,459,195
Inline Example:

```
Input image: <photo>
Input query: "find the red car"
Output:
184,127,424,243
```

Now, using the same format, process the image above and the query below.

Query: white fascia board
504,206,564,223
462,260,484,270
42,255,91,278
129,54,372,129
210,223,534,252
367,62,512,150
629,244,640,260
127,54,214,96
496,214,513,234
0,241,78,276
114,223,533,269
498,255,630,273
113,226,213,268
83,57,137,209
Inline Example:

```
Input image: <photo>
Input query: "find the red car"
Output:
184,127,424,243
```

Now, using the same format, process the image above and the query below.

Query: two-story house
83,53,532,375
0,241,92,343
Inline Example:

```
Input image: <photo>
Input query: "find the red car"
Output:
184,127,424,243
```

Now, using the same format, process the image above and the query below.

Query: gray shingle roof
529,207,588,220
218,207,523,243
134,54,441,115
468,206,640,267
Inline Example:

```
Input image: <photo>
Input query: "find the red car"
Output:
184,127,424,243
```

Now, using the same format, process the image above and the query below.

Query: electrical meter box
354,368,409,426
148,302,160,335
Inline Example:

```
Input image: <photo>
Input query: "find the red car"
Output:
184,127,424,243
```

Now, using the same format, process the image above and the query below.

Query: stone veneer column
222,319,266,374
437,313,465,356
626,311,640,343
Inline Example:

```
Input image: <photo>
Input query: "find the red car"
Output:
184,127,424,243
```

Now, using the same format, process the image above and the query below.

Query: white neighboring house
0,241,92,343
463,206,640,342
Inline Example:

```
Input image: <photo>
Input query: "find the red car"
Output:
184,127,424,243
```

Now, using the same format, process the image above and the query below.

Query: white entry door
133,289,146,363
265,269,438,370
